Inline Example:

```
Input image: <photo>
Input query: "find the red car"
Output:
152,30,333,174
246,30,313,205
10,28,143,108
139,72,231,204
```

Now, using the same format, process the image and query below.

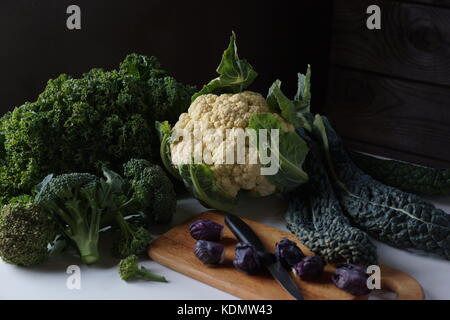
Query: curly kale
0,202,57,267
0,54,195,200
123,159,176,225
118,255,167,282
314,116,450,260
350,152,450,196
286,130,378,266
34,173,103,264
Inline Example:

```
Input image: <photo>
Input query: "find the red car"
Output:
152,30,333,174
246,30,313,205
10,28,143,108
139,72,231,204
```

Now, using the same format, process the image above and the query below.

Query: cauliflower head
156,32,310,212
170,91,294,197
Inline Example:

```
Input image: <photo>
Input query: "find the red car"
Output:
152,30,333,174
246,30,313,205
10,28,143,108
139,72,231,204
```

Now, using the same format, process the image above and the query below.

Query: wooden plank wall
326,0,450,168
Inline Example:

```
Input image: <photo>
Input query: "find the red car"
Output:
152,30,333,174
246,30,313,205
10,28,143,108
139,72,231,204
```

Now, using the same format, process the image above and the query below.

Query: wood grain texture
326,67,450,168
332,0,450,87
148,211,424,300
404,0,450,8
343,139,450,168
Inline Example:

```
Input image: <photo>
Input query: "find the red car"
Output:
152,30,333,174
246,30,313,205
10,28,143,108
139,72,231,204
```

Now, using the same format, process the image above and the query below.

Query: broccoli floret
123,159,176,224
97,166,151,258
118,255,167,282
0,194,32,207
7,194,33,205
99,162,175,258
111,223,151,259
34,173,103,264
0,202,57,266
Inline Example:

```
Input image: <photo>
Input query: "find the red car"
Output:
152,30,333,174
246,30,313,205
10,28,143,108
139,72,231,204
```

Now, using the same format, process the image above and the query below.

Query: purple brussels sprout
194,240,225,265
292,256,325,281
275,238,305,269
189,220,224,241
332,264,370,296
233,242,262,274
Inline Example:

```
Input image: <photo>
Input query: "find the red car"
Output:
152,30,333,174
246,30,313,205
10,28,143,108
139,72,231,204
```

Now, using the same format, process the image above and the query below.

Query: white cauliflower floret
174,91,270,130
170,91,293,197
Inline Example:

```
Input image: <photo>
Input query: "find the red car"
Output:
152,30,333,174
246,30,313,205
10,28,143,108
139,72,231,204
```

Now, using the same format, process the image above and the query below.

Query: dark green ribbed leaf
314,116,450,260
285,129,377,266
351,152,450,196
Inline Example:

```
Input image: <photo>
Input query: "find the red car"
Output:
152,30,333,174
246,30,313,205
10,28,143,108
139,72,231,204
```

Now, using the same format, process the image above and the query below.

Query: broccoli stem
68,206,101,265
138,267,167,282
81,252,100,265
74,229,100,265
114,210,135,239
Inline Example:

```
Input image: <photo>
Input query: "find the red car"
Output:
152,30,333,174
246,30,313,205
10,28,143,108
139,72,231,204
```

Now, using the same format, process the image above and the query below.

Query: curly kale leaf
0,54,195,200
350,152,450,196
286,130,377,266
314,116,450,260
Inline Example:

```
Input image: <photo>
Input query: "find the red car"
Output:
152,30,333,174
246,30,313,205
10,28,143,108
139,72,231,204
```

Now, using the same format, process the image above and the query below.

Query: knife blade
224,214,304,300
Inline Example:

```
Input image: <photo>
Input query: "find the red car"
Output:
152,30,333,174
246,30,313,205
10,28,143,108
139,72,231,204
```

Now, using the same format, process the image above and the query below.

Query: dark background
2,0,450,168
0,0,333,113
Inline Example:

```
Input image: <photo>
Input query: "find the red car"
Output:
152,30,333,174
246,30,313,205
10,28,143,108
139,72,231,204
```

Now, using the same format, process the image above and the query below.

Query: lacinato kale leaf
286,129,377,266
191,32,257,101
314,115,450,260
351,152,450,196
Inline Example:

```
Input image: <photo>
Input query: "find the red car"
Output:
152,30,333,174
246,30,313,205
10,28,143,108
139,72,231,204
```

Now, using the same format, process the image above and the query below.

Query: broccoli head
123,159,176,224
118,255,167,282
0,202,57,267
111,223,151,259
96,166,152,258
34,173,103,264
97,161,176,258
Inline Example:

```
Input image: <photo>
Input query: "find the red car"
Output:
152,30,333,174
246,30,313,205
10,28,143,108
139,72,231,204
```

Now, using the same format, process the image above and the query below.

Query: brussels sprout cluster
188,220,371,297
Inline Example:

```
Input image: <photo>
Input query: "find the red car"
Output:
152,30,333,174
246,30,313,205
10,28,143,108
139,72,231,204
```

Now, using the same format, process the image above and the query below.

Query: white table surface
0,194,449,300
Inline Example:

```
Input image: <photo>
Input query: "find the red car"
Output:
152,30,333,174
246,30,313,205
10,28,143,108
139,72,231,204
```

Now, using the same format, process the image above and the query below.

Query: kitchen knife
225,214,304,300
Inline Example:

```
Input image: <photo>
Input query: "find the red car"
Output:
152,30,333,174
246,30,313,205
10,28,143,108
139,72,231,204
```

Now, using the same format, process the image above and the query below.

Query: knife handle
225,214,266,252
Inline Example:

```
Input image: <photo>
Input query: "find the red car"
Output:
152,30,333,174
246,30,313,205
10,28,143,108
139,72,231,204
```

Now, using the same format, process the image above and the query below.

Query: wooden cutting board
148,211,424,300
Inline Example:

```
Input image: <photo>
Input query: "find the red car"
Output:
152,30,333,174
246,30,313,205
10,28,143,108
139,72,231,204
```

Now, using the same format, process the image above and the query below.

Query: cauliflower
170,91,295,197
156,32,310,212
